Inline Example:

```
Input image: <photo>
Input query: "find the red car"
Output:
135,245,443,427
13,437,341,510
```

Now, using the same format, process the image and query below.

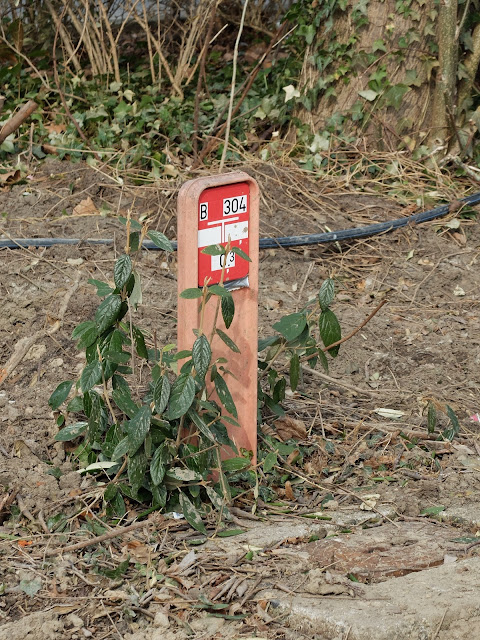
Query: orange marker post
177,172,259,463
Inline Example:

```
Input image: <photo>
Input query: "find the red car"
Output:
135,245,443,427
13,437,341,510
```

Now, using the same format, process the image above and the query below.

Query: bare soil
1,159,480,639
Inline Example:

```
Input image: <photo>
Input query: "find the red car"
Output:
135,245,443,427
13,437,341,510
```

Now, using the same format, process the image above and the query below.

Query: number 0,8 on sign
197,182,250,287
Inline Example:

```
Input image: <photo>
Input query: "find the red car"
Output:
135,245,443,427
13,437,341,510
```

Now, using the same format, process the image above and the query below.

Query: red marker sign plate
197,182,250,287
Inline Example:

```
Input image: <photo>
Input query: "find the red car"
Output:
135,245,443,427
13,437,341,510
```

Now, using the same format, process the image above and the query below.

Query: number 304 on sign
197,183,250,287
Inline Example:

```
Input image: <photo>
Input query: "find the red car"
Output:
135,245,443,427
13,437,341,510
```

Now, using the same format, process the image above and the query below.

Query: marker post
177,172,259,462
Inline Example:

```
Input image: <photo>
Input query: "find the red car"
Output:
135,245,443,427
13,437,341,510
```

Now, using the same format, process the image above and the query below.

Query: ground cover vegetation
0,0,479,179
0,0,478,526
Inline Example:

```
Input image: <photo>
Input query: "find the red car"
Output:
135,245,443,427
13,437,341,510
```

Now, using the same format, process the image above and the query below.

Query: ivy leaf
114,254,133,289
80,361,103,392
167,373,195,419
150,444,168,485
127,405,151,456
273,313,307,341
221,295,235,329
118,216,142,230
358,89,378,101
180,288,203,299
48,380,73,410
318,278,335,311
95,294,122,334
153,375,171,415
216,329,240,353
263,451,277,473
192,335,211,380
147,230,173,252
179,491,207,534
214,374,237,418
230,246,251,262
319,309,341,357
289,354,300,392
166,468,203,482
54,421,87,441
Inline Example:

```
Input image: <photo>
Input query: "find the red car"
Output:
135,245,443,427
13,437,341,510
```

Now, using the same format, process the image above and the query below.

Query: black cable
1,191,480,251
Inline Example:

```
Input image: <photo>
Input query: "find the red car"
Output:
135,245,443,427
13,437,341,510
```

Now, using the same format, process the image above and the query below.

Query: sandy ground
1,159,480,639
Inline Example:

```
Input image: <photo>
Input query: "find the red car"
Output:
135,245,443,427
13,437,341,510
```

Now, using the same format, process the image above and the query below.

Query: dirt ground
1,159,480,639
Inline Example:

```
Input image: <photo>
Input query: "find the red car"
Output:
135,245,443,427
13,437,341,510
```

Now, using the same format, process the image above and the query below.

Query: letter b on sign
200,203,208,221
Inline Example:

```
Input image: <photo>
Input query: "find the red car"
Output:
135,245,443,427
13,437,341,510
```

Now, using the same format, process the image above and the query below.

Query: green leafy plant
258,277,342,417
49,222,249,533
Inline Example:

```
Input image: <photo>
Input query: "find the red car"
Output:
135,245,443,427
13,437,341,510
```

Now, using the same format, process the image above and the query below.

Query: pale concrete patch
262,558,480,640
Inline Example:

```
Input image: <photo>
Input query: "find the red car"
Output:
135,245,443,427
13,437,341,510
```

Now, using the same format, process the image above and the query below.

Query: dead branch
0,100,38,145
44,514,172,555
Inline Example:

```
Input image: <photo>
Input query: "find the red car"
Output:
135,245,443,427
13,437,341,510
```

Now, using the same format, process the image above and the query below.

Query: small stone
50,358,64,368
153,612,170,629
190,616,225,634
67,258,84,266
66,613,84,628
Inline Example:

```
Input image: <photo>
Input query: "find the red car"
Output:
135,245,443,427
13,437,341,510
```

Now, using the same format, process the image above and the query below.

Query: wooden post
177,172,259,462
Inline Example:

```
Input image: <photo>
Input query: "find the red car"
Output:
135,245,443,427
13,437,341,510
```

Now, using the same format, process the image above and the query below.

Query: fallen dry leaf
72,196,98,216
274,416,307,441
284,480,295,501
0,169,21,186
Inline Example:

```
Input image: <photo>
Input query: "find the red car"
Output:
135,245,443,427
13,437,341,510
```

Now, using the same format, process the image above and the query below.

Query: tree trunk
295,0,459,151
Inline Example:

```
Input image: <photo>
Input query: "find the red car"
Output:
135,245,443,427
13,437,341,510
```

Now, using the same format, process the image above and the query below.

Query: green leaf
258,336,280,351
147,230,173,252
192,335,211,379
19,579,42,597
153,375,171,415
427,403,436,434
216,328,240,353
214,374,237,418
221,457,250,472
128,448,148,497
104,350,131,364
72,320,96,340
112,386,138,418
273,313,307,341
420,505,445,516
49,380,73,410
67,396,84,413
179,491,207,534
289,354,300,392
221,295,235,329
230,246,251,262
130,270,142,309
80,361,103,392
317,348,329,372
118,216,142,230
111,436,129,461
217,529,245,537
132,326,148,359
114,255,133,289
180,288,203,299
319,309,341,357
443,405,461,441
166,468,203,483
187,409,216,442
95,294,122,334
263,451,277,473
384,84,410,110
209,285,231,297
127,405,151,456
88,279,114,297
54,421,88,441
318,278,335,311
358,89,378,101
201,244,225,256
150,444,168,485
167,373,195,420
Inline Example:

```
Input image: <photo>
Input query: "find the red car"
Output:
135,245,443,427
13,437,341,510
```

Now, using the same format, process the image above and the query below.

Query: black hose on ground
1,191,480,251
